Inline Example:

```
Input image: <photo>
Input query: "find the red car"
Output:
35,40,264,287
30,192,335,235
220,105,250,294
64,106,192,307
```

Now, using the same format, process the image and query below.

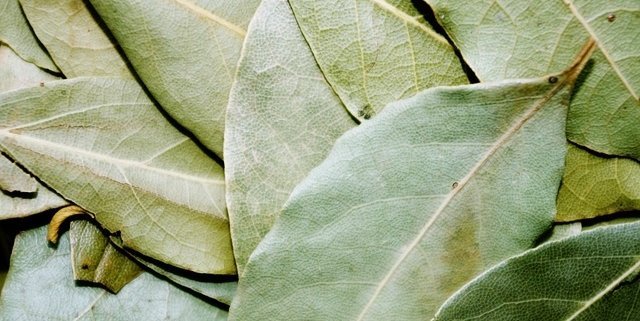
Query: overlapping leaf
88,0,262,157
556,143,640,221
288,0,468,120
230,45,591,320
425,0,640,159
224,0,357,273
0,225,228,321
0,45,58,92
0,77,233,274
19,0,134,78
0,0,58,72
433,222,640,321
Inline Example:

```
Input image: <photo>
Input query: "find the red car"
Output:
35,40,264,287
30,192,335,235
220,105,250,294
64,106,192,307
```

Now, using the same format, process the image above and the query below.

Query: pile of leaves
0,0,639,320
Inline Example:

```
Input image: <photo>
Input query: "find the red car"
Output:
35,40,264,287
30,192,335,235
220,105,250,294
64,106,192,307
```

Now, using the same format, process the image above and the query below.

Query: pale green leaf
425,0,640,159
0,0,58,72
433,222,640,321
230,50,590,320
288,0,468,120
123,248,237,306
557,143,640,222
19,0,134,78
0,153,36,194
0,78,233,274
87,0,262,157
0,225,228,321
0,183,67,220
0,45,58,92
70,220,142,293
544,222,583,243
224,0,357,273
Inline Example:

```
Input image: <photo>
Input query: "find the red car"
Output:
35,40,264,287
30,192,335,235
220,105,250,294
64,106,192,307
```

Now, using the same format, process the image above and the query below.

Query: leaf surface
433,222,640,321
230,46,592,320
87,0,262,157
0,0,58,72
224,0,357,273
0,45,58,92
70,220,142,293
0,225,228,321
425,0,640,159
288,0,468,120
0,152,37,194
0,78,233,274
556,143,640,222
19,0,134,78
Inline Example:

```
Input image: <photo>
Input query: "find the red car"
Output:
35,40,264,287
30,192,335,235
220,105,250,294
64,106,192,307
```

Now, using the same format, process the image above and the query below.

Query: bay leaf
224,0,357,273
229,42,593,321
0,77,233,274
557,143,640,222
19,0,134,78
288,0,468,120
0,184,67,220
0,153,37,194
433,221,640,321
0,225,228,321
0,0,58,72
87,0,262,157
425,0,640,159
0,45,58,92
70,220,142,293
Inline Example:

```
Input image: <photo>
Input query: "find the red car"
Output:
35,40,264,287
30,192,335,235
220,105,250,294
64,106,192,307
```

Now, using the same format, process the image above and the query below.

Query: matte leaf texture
288,0,468,120
433,221,640,321
0,153,36,194
556,143,640,222
19,0,134,78
426,0,640,159
0,0,58,72
0,45,58,92
224,0,357,273
0,181,67,220
230,45,592,320
0,225,228,321
70,220,142,293
0,77,233,274
88,0,262,158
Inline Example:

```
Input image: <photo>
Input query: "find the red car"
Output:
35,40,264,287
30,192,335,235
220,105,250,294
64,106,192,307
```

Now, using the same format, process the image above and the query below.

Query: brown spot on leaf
452,182,459,189
81,263,90,270
548,76,558,84
607,14,616,22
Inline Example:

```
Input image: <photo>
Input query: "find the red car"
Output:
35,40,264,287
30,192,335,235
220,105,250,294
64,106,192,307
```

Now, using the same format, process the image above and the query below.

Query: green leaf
70,220,142,293
0,45,58,92
426,0,640,159
230,46,591,320
288,0,468,120
19,0,134,78
557,143,640,222
0,78,233,274
0,0,59,72
224,0,357,273
0,182,67,220
433,222,640,321
0,153,37,194
0,225,228,321
87,0,262,157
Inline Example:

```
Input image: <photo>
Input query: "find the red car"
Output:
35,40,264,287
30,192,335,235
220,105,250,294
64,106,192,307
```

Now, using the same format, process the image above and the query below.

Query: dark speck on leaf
39,82,44,87
548,76,558,84
452,182,459,189
607,14,616,22
81,264,89,270
358,104,374,120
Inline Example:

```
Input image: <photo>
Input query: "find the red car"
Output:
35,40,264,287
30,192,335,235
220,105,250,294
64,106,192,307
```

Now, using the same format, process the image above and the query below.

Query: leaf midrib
172,0,246,37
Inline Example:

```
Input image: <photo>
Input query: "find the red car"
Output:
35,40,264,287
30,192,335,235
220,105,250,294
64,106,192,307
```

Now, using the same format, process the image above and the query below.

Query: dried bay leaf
0,77,233,274
433,222,640,321
229,42,594,321
0,225,228,321
87,0,262,158
0,45,58,93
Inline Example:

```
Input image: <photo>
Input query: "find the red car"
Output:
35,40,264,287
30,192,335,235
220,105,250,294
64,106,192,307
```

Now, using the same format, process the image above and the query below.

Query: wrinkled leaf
0,183,67,220
0,225,228,321
19,0,134,78
224,0,357,273
230,44,592,320
0,153,36,194
70,220,142,293
557,143,640,222
426,0,640,159
0,0,58,72
0,45,58,92
433,222,640,321
88,0,262,157
289,0,467,120
0,77,233,274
